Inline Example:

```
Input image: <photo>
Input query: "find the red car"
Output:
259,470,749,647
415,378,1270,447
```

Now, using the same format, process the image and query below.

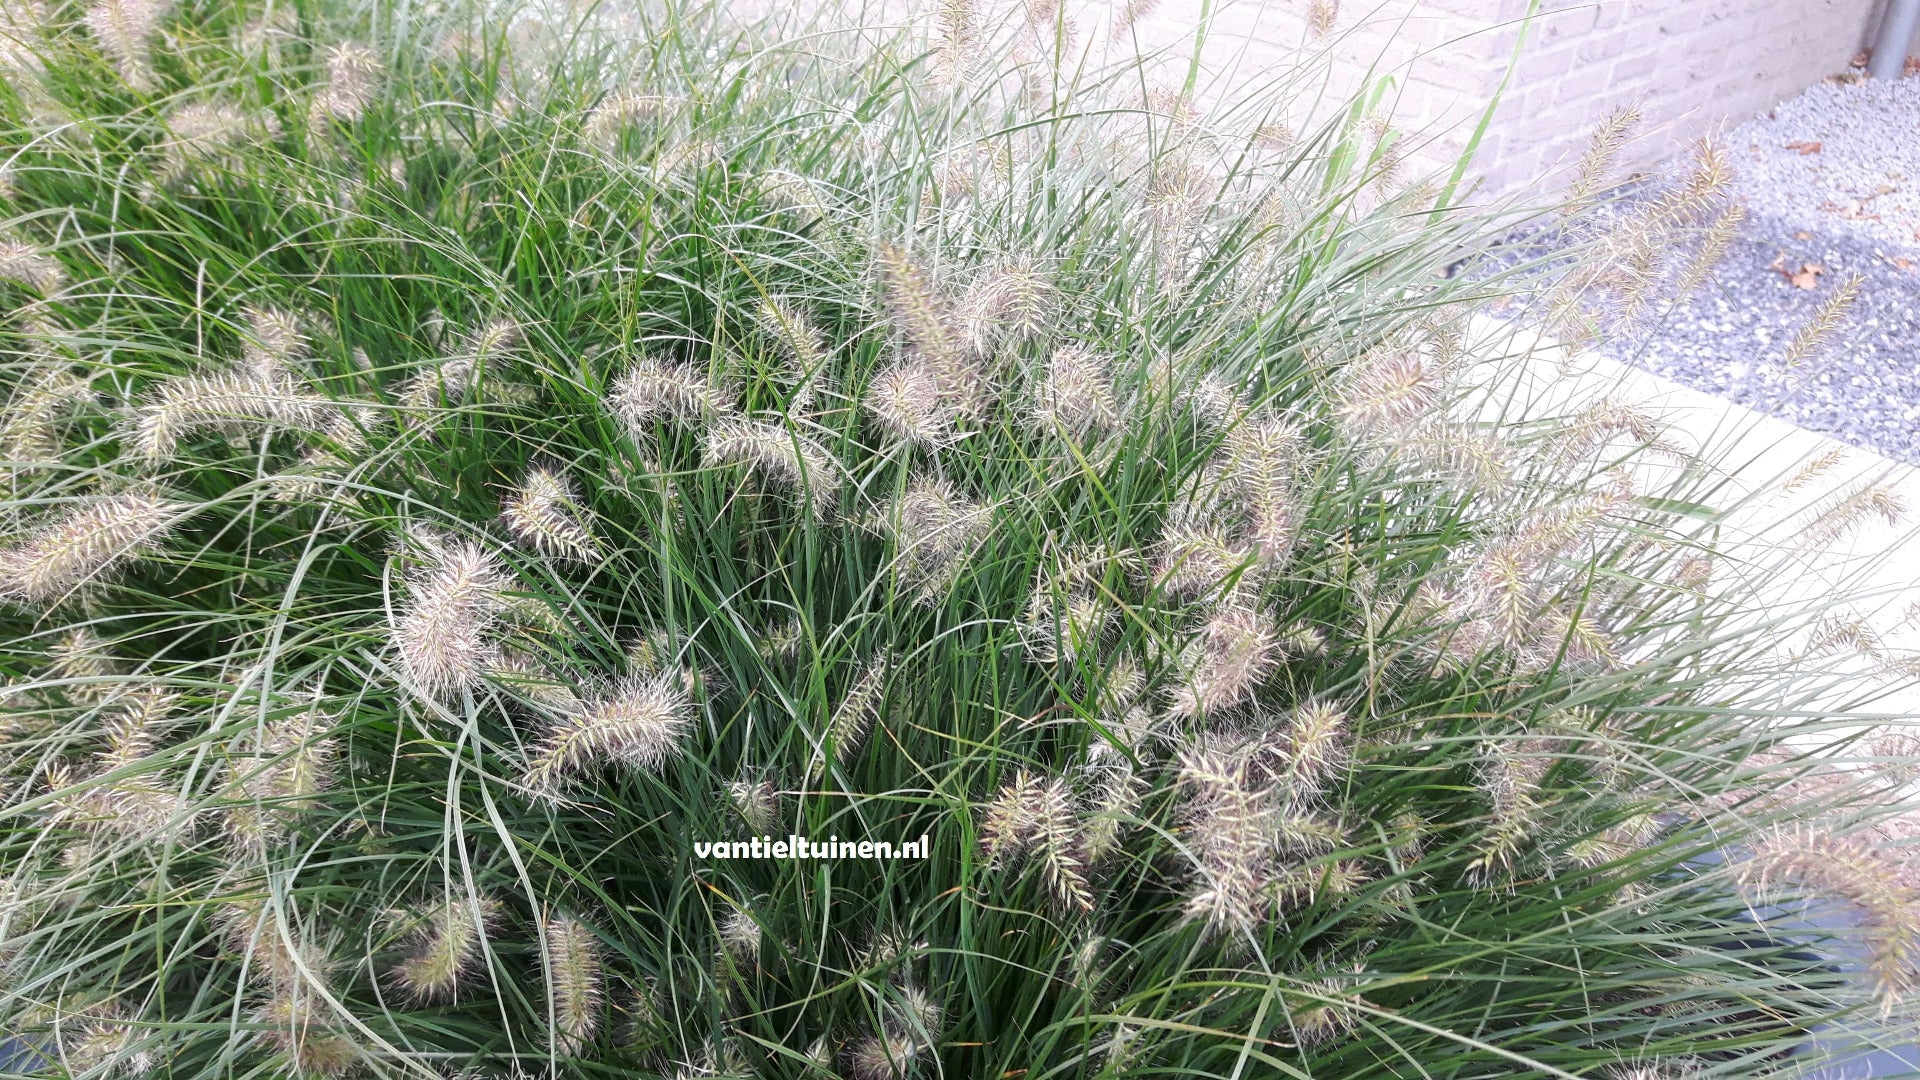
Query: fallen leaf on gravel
1794,230,1813,240
1787,140,1823,155
1769,256,1826,289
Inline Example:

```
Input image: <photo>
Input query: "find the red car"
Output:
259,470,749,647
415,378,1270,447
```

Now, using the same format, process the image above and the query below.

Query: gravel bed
1494,75,1920,466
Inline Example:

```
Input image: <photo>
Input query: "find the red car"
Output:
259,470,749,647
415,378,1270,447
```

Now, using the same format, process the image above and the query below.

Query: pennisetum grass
0,0,1908,1077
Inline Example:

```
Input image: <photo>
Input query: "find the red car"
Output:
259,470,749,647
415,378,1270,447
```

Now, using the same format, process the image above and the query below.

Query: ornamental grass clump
0,0,1908,1077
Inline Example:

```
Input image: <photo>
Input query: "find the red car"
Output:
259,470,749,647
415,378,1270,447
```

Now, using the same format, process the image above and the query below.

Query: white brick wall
763,0,1894,198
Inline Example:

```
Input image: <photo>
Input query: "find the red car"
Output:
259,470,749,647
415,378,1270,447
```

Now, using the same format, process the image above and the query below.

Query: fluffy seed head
541,913,604,1054
755,297,831,411
848,1034,919,1080
390,895,502,1002
1221,413,1303,560
158,102,276,183
963,258,1055,347
719,908,761,964
2,359,94,464
1338,349,1437,434
1801,481,1906,551
820,656,886,774
391,536,512,699
976,769,1092,910
240,307,306,375
84,0,171,90
884,474,989,603
609,355,728,430
1155,522,1252,600
130,365,340,461
726,778,779,833
1166,605,1279,720
501,467,598,563
522,674,694,792
1743,827,1920,1013
582,88,672,149
0,492,180,606
866,360,953,445
1568,105,1640,209
1176,745,1276,934
1782,271,1865,373
703,418,841,513
1032,344,1120,439
0,238,60,295
315,41,381,123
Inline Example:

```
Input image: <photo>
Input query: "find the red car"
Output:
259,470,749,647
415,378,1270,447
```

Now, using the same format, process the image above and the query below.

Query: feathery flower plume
156,102,277,184
883,474,989,603
874,242,985,417
1154,522,1251,600
255,984,360,1077
1781,271,1863,374
1778,446,1846,497
1022,585,1109,665
1166,605,1279,720
541,913,604,1054
933,0,976,83
848,1034,920,1080
962,258,1055,348
1743,827,1920,1013
1645,137,1734,231
1032,344,1120,439
759,169,831,223
234,4,296,57
0,492,180,605
1284,975,1361,1046
1080,751,1142,864
501,466,598,563
1222,412,1303,560
759,617,806,663
2,358,93,464
609,354,729,430
1281,699,1349,803
390,894,502,1002
1801,480,1905,550
1566,105,1640,211
217,897,335,989
130,363,340,461
221,701,337,856
581,88,671,150
313,41,381,124
1669,201,1746,302
703,418,841,513
1337,349,1437,434
1110,0,1162,38
397,317,521,412
0,1,49,83
726,777,778,833
46,627,120,698
754,296,831,412
865,359,953,445
522,674,693,791
0,237,60,295
719,908,761,966
391,535,512,699
1176,745,1275,934
819,656,886,775
1552,398,1661,463
240,307,306,376
1307,0,1339,36
977,769,1093,909
84,0,171,91
1466,743,1542,886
